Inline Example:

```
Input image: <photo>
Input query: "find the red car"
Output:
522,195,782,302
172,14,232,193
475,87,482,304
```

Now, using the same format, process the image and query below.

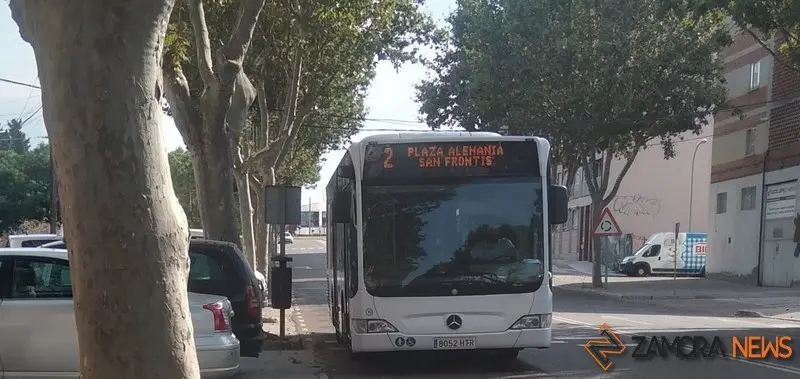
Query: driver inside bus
464,225,517,261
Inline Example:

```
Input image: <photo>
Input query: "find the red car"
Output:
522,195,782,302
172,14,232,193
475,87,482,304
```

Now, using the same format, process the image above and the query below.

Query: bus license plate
432,337,476,350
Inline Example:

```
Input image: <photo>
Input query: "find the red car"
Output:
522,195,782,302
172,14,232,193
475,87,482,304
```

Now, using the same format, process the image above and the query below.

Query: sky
0,1,456,207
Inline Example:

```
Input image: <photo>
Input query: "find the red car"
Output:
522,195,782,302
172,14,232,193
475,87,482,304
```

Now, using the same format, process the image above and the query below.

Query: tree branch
279,46,304,138
745,28,800,74
188,0,215,86
257,79,270,150
582,156,599,200
602,149,639,204
599,149,612,193
222,0,266,64
163,52,203,149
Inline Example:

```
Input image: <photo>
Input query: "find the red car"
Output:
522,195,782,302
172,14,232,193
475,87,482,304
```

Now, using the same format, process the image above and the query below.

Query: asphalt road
276,238,800,378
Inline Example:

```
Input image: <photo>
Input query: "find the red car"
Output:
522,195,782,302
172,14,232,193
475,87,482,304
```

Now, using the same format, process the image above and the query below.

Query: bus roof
352,131,541,147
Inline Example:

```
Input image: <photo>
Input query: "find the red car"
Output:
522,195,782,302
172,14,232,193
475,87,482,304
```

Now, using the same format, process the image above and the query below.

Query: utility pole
49,145,59,234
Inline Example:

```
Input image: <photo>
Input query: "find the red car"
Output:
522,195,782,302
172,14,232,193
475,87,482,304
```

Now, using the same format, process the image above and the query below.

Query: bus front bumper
350,328,552,352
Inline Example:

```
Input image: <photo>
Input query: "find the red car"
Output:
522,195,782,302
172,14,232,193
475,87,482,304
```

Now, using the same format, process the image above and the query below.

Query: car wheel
635,265,648,277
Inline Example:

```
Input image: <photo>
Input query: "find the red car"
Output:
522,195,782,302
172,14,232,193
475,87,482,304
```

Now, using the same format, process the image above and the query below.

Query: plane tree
416,0,729,287
662,0,800,71
9,0,201,377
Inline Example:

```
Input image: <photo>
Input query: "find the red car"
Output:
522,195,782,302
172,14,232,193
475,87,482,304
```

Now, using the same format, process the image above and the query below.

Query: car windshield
362,177,545,297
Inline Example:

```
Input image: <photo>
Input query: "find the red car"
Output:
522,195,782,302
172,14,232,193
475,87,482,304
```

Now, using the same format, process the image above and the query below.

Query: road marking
725,355,800,374
603,315,650,326
715,317,798,329
553,315,596,327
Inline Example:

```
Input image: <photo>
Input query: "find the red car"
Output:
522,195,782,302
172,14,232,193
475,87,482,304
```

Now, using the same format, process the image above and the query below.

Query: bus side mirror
332,191,351,223
549,185,568,224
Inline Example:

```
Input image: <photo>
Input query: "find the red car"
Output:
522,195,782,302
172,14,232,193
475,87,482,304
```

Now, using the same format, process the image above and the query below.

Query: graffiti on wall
612,194,661,217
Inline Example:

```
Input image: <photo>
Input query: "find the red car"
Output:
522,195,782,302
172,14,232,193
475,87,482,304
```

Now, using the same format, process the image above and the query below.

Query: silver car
0,248,240,378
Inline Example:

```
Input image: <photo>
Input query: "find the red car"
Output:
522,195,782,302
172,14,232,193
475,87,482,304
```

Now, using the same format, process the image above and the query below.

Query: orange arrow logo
584,323,626,371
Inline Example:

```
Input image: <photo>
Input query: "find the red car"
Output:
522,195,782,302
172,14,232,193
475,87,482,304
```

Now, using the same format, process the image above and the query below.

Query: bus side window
346,182,358,298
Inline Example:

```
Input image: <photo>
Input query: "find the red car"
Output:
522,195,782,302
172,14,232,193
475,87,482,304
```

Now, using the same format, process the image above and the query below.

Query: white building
553,125,713,265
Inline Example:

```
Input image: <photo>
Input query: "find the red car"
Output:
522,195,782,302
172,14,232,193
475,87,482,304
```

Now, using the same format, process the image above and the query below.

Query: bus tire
497,349,520,360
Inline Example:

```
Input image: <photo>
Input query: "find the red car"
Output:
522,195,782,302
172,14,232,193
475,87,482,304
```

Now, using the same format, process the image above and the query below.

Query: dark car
38,238,265,358
187,239,264,357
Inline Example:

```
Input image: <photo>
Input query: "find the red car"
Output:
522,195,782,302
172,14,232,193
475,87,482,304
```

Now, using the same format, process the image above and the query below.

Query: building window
716,192,727,214
749,61,761,90
741,186,757,211
745,128,756,155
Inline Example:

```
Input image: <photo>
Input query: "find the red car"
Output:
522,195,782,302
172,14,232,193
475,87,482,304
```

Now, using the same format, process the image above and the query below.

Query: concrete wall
707,165,800,284
707,173,763,278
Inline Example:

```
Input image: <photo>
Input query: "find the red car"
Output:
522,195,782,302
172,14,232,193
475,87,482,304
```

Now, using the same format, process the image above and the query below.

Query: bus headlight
510,314,552,330
352,318,398,333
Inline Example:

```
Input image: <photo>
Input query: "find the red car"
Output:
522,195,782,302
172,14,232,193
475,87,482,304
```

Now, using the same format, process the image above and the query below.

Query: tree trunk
190,138,240,244
9,1,200,378
254,185,269,276
235,171,256,267
590,202,606,288
253,169,277,276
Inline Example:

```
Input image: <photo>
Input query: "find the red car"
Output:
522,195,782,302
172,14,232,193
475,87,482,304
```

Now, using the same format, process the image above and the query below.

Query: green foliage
0,135,51,232
165,0,439,184
417,0,729,166
167,148,202,228
663,0,800,69
0,118,31,154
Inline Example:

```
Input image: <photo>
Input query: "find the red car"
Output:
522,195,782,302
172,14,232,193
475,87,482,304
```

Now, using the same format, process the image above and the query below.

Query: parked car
0,248,240,378
187,239,265,357
39,240,66,249
3,234,62,248
37,239,266,358
284,231,294,244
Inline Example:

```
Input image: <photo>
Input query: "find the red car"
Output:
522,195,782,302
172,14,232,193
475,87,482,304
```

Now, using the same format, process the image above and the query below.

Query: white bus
325,131,568,360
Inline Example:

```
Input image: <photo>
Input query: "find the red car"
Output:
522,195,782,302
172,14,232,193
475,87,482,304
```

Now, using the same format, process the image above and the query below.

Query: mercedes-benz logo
446,314,462,330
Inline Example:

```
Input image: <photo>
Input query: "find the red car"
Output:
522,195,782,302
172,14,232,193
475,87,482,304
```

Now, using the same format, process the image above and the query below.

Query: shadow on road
309,333,545,377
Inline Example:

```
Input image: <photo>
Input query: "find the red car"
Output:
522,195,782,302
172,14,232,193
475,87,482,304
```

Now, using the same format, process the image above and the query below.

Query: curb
734,309,800,324
554,286,719,300
734,310,765,318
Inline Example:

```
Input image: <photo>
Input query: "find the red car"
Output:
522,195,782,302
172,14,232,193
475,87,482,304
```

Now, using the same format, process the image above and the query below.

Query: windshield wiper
438,270,507,285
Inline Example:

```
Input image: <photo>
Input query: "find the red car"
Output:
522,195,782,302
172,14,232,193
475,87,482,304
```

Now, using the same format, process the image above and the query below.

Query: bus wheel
497,349,520,360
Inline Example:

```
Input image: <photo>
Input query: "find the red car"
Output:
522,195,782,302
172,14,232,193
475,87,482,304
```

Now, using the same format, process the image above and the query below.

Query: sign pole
673,222,680,296
604,236,609,286
592,207,622,289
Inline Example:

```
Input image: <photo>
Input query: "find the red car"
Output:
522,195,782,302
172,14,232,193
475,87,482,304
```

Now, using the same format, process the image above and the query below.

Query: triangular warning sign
593,207,622,236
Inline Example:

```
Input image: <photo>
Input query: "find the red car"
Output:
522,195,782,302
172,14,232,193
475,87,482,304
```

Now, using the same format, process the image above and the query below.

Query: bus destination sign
363,140,539,179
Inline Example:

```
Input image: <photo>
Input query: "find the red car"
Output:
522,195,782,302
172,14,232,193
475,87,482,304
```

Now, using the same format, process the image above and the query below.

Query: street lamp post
688,138,708,230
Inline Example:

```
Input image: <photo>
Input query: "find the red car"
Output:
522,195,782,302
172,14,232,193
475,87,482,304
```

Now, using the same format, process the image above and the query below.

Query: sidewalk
553,259,623,277
232,307,322,378
553,272,800,322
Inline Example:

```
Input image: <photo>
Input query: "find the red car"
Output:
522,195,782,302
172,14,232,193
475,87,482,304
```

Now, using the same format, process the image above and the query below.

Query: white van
619,232,707,277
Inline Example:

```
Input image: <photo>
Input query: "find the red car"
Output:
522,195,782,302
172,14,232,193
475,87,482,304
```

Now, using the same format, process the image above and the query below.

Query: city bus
325,131,568,359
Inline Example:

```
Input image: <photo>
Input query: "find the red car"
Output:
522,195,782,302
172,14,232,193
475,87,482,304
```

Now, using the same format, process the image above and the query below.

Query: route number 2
383,147,394,169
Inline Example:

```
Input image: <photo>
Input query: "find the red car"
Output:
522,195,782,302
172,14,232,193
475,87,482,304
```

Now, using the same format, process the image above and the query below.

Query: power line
0,77,41,89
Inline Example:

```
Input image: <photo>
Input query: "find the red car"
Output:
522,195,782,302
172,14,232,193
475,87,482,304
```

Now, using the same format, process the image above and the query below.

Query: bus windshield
362,177,545,297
